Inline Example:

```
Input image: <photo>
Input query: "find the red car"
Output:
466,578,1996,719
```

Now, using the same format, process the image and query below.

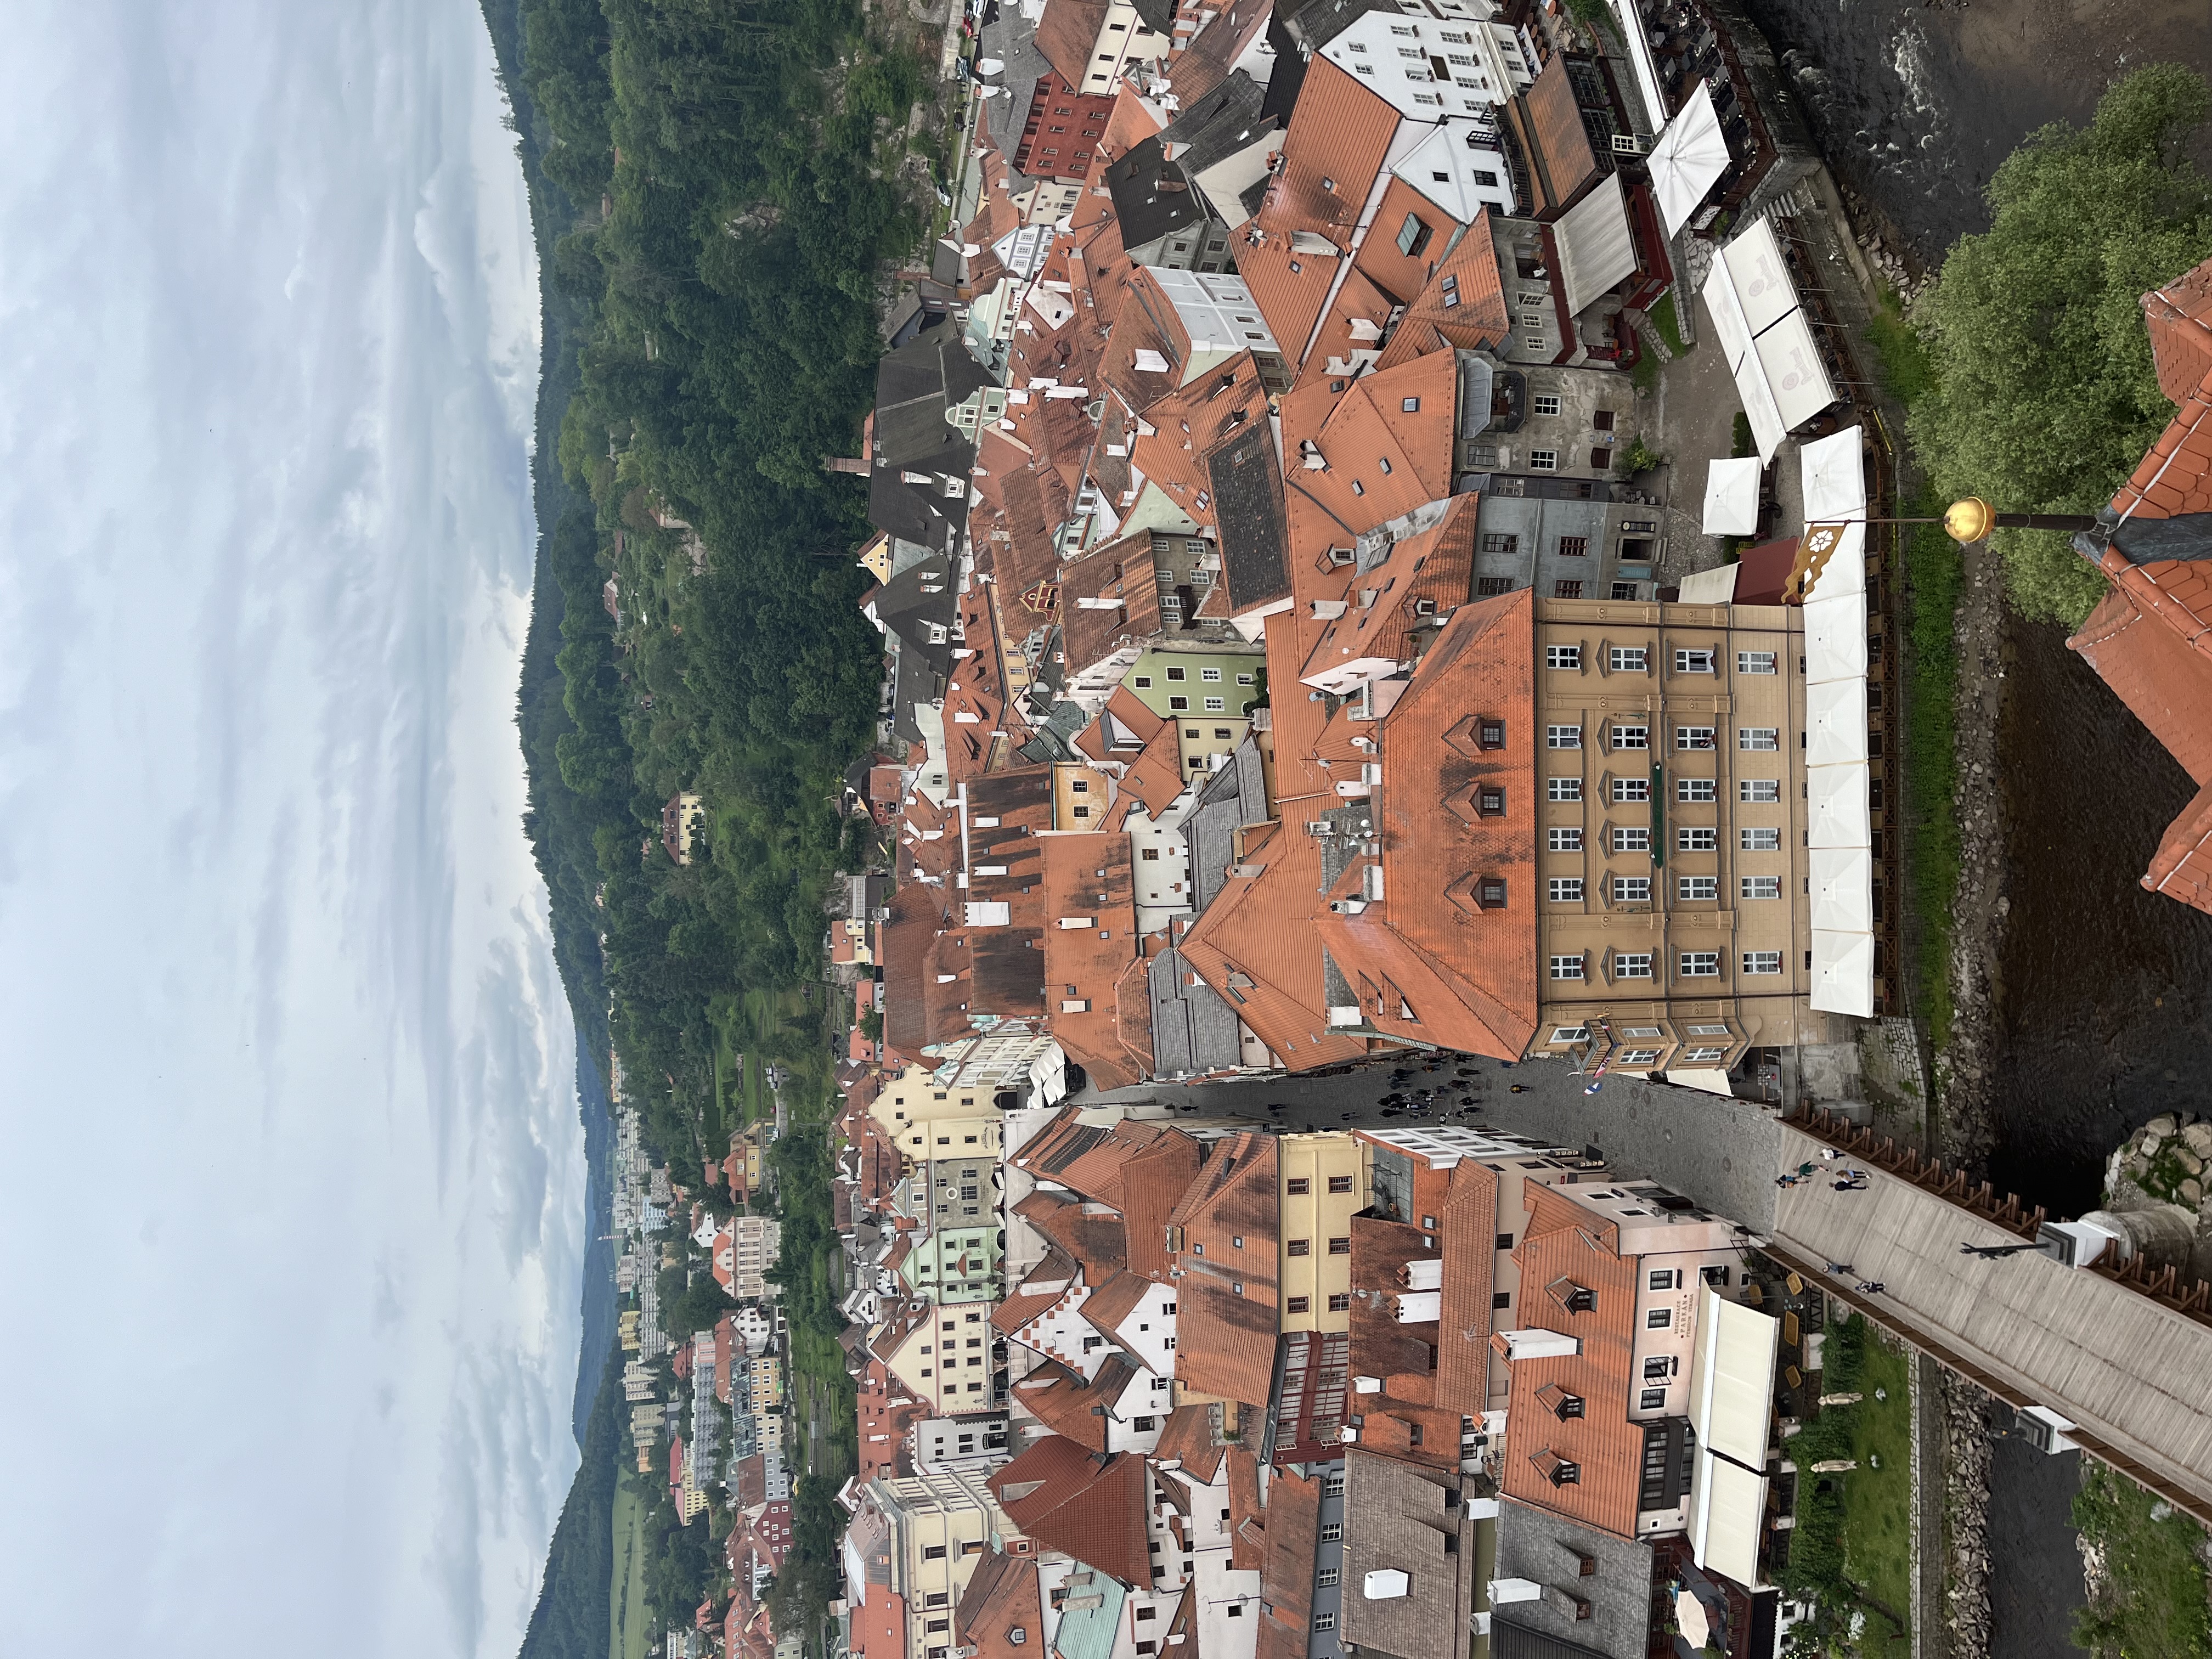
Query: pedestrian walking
1833,1178,1869,1192
1822,1262,1855,1276
1819,1148,1842,1161
1854,1281,1885,1295
1509,1084,1531,1093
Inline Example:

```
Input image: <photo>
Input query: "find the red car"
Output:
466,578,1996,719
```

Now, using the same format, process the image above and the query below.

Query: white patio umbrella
1701,455,1763,535
1647,83,1731,238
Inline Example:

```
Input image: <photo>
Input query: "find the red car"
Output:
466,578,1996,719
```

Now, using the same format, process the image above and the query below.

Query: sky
0,3,583,1654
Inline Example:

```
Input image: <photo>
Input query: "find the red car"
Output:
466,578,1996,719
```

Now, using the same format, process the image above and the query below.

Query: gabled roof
2146,260,2212,404
1298,492,1479,684
1210,419,1293,613
1014,1108,1173,1207
1255,57,1401,252
1171,1276,1281,1411
1015,1188,1131,1279
1060,533,1164,683
1080,1269,1159,1341
1373,204,1513,371
1311,588,1538,1057
1150,1402,1229,1482
1127,351,1273,535
1009,1358,1112,1452
1041,834,1150,1090
1282,351,1460,539
1106,136,1212,253
988,1436,1155,1585
1032,0,1113,88
955,1551,1045,1659
1118,1127,1207,1279
1161,3,1276,108
992,1246,1083,1335
1496,1192,1641,1537
1514,55,1601,216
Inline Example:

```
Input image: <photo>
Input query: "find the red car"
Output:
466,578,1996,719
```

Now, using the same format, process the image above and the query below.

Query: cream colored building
1278,1132,1365,1333
879,1304,1002,1417
869,1062,1006,1162
848,1470,1026,1659
1530,598,1841,1074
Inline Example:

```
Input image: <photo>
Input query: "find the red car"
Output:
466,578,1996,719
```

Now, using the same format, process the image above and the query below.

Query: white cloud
0,2,580,1655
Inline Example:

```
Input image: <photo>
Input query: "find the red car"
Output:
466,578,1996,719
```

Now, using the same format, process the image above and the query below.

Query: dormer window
1548,1275,1596,1313
1532,1450,1581,1487
1536,1383,1585,1420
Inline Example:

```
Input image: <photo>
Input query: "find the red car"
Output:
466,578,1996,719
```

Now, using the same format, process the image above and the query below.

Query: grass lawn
1899,503,1963,1048
1650,288,1690,357
610,1474,652,1659
1841,1331,1915,1645
2074,1464,2212,1658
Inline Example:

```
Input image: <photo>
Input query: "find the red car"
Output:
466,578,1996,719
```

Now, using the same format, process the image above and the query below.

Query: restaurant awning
1686,1286,1780,1588
1647,83,1731,238
1702,217,1841,463
1806,765,1870,850
1702,456,1764,535
1555,173,1640,318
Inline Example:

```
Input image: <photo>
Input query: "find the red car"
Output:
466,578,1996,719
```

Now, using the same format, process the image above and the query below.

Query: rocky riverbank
1942,1373,1996,1659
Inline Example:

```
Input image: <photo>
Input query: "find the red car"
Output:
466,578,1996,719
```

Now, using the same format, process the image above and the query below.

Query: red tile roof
1372,213,1513,372
1015,1188,1131,1279
988,1436,1155,1585
1312,589,1539,1058
1151,1402,1228,1482
1008,1358,1112,1452
1495,1186,1643,1537
2145,258,2212,405
1282,350,1460,532
1256,58,1401,253
1041,815,1150,1091
2066,269,2212,918
1297,492,1479,686
1033,0,1112,89
1118,1128,1207,1280
955,1548,1045,1659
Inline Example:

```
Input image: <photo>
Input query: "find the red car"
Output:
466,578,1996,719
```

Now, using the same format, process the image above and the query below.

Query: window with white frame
1678,876,1717,900
1687,1022,1731,1037
1677,726,1715,750
1609,645,1647,671
1674,648,1715,673
1619,1048,1663,1065
1613,776,1649,802
1613,826,1650,853
1741,827,1781,851
1547,724,1582,749
1533,393,1561,416
1612,877,1651,901
1530,450,1558,471
1615,951,1654,977
1742,950,1784,975
1548,827,1583,851
1740,726,1780,751
1547,645,1582,670
1737,650,1777,674
1740,778,1780,803
1679,951,1720,976
1741,876,1781,900
1550,955,1586,980
1313,1615,1337,1633
1205,697,1227,712
1684,1047,1729,1063
1612,723,1649,749
1548,776,1583,801
1549,878,1584,902
1550,1025,1589,1043
1677,777,1716,803
1201,667,1222,681
1680,827,1718,851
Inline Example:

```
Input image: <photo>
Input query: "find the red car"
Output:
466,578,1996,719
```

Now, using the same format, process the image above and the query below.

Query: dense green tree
1909,65,2212,624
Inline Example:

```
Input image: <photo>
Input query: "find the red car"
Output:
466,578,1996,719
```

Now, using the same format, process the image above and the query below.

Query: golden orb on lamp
1944,497,1995,544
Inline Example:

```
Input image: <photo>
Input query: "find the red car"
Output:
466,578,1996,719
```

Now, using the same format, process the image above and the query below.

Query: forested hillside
498,0,931,1171
518,1345,625,1659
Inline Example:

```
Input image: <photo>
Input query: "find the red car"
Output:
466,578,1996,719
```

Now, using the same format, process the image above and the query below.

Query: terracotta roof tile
1373,213,1513,371
988,1436,1155,1585
1152,1401,1229,1481
1298,492,1479,687
1226,1447,1265,1570
1310,589,1538,1058
1118,1127,1207,1279
1283,351,1460,533
1496,1202,1642,1537
2145,778,2212,912
1348,1214,1443,1383
1128,351,1275,532
1433,1159,1502,1421
1015,1188,1131,1278
1041,833,1149,1090
1255,1464,1321,1638
1080,1268,1158,1340
1353,176,1464,309
2146,258,2212,405
1171,1276,1281,1409
1033,0,1113,89
1519,56,1600,214
1256,58,1401,252
1234,230,1344,381
1060,532,1164,681
1008,1358,1113,1452
955,1551,1045,1659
